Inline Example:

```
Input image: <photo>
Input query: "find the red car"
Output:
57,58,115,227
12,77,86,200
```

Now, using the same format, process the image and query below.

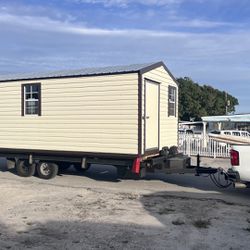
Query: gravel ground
0,157,250,250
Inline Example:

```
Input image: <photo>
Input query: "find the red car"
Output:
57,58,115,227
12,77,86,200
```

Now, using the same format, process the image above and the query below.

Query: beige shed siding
142,66,178,154
0,73,139,154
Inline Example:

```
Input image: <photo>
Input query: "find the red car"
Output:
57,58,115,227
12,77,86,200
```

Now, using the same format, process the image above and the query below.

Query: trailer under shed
0,61,178,161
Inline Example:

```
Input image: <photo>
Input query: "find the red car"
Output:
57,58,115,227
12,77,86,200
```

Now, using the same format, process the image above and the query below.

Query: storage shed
0,61,178,160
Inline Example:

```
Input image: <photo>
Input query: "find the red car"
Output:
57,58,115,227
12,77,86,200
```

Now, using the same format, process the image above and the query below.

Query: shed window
168,86,176,117
22,83,41,116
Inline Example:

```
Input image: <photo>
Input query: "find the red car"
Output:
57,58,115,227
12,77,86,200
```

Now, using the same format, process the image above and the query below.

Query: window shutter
168,85,176,117
168,85,171,117
21,85,24,116
174,86,177,117
38,83,42,116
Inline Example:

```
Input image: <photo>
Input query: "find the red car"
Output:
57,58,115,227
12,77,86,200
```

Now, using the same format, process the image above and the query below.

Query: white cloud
1,9,250,73
0,12,189,37
0,10,241,38
169,19,237,28
72,0,184,7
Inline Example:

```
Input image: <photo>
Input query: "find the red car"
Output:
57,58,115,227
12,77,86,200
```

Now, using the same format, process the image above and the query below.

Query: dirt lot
0,157,250,250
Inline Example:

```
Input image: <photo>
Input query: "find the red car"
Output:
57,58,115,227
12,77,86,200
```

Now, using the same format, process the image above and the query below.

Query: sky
0,0,249,113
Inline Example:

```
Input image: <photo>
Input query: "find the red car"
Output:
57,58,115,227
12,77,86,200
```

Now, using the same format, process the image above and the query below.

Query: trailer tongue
134,147,232,188
134,147,216,176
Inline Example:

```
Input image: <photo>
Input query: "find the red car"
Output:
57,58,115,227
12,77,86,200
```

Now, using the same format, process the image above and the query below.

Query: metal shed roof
0,61,176,83
202,114,250,123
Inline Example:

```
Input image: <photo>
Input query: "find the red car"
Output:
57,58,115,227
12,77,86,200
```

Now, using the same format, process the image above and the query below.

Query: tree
177,77,239,121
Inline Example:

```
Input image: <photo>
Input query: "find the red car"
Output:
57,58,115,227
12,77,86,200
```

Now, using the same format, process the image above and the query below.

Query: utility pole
225,92,228,115
225,92,231,115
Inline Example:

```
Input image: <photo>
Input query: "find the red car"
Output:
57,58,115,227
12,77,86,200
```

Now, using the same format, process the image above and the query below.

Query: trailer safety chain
209,168,232,188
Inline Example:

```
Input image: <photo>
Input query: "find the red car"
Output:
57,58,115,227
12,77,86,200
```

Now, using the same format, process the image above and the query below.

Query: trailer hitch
194,154,218,175
196,166,218,175
194,154,232,188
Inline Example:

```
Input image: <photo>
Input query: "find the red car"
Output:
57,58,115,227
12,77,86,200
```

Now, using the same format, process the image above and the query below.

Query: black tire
16,160,36,177
37,162,58,179
74,163,90,173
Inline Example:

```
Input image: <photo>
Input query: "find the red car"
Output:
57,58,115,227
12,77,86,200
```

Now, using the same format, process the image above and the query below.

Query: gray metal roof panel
0,62,159,82
202,114,250,122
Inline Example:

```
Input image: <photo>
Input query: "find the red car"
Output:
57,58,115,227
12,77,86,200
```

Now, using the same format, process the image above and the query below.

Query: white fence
178,134,231,158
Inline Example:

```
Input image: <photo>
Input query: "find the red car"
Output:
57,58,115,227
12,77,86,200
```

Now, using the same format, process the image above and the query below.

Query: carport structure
202,113,250,134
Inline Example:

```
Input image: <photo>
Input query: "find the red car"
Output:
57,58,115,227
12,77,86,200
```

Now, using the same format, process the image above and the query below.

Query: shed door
145,80,159,151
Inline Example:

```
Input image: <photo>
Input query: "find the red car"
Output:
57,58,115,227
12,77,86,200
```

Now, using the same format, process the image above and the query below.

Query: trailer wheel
16,160,36,177
37,162,58,179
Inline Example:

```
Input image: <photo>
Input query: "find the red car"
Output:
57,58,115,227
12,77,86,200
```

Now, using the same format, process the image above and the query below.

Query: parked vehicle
227,144,250,188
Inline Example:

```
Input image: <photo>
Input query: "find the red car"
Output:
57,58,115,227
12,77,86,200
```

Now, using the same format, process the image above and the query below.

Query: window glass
31,84,39,92
168,86,176,117
25,85,31,92
23,83,41,116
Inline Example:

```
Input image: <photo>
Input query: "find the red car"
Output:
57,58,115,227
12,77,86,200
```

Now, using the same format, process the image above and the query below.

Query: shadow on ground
0,219,164,250
1,190,250,250
60,165,120,182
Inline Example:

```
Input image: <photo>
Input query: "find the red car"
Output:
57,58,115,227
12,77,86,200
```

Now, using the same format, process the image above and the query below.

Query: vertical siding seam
138,72,142,156
158,82,160,150
143,77,146,154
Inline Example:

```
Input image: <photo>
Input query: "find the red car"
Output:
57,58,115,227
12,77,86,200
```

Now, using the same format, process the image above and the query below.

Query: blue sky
0,0,249,113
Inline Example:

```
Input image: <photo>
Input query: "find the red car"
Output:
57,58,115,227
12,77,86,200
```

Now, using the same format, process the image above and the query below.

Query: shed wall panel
0,73,139,154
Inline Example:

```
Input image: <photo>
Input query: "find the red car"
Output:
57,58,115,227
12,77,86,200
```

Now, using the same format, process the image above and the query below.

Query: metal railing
178,133,230,158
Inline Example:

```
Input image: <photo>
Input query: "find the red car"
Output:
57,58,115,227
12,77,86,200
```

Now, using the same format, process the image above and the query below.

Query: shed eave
139,61,179,86
0,70,139,83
